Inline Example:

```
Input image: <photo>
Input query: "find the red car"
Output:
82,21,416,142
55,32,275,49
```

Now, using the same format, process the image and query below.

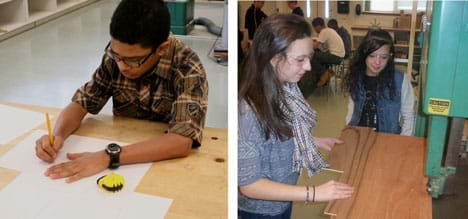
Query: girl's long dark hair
239,14,311,140
345,29,396,100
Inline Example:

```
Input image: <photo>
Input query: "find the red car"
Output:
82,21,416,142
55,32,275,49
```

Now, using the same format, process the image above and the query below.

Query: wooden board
324,127,431,219
0,101,227,219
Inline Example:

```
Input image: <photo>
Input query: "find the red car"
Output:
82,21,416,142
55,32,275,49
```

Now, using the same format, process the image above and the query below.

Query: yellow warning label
428,98,450,116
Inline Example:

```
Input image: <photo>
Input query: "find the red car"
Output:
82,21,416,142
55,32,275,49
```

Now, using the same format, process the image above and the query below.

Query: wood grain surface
324,126,431,219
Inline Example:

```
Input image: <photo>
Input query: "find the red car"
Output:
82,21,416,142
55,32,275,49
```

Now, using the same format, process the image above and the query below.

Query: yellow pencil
46,113,54,145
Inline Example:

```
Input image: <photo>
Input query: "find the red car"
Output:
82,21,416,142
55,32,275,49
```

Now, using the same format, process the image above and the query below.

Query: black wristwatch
105,143,121,169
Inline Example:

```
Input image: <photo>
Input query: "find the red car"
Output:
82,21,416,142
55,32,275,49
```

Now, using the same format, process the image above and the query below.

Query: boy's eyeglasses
105,42,155,68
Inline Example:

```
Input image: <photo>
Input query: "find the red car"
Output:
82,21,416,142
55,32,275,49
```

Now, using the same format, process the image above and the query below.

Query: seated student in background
310,17,345,87
245,1,267,40
239,14,353,219
327,19,351,59
287,1,304,17
34,0,208,183
344,29,415,136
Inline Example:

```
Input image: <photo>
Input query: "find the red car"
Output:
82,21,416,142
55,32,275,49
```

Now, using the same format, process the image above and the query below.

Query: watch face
107,143,121,154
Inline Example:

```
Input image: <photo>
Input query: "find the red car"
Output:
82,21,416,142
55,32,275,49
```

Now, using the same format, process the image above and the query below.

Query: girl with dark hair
238,14,353,218
344,29,415,135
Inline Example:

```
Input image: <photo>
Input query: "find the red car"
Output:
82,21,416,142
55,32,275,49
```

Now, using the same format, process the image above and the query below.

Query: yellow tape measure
97,172,125,193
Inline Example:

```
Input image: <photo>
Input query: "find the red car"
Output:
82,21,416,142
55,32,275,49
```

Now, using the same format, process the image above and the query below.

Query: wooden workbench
325,127,431,219
0,102,227,219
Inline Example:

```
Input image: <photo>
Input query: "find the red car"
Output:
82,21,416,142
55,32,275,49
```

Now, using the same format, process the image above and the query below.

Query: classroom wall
238,0,413,49
238,1,276,30
238,1,397,35
276,1,326,19
329,1,397,35
238,1,323,37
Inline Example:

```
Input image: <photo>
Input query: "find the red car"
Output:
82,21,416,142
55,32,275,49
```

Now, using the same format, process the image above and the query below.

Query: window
370,1,395,12
368,0,427,12
306,0,311,18
398,0,426,11
325,0,330,18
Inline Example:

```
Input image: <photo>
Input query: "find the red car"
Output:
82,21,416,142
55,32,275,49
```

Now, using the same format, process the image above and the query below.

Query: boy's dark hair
110,0,170,49
311,17,325,27
327,18,338,29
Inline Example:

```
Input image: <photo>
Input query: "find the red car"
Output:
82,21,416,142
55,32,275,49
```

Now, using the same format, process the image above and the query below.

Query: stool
329,59,347,94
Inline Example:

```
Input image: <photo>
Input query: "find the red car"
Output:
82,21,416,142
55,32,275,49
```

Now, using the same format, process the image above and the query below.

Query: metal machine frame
416,0,468,198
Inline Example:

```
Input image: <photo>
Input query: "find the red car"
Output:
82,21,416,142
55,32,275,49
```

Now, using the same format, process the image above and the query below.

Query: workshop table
0,101,227,219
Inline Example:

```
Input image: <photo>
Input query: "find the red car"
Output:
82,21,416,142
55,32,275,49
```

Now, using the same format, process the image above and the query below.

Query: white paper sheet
0,104,46,144
0,173,172,219
0,130,173,219
37,188,173,219
0,130,153,189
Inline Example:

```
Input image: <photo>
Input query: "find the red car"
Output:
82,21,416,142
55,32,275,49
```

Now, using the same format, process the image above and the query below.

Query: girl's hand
314,180,354,202
314,137,344,151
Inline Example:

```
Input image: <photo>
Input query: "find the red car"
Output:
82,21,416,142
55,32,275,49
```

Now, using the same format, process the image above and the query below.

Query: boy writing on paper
34,0,208,183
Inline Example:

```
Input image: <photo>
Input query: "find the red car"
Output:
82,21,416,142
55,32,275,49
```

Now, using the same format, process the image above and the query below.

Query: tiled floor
292,81,349,219
0,0,227,128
